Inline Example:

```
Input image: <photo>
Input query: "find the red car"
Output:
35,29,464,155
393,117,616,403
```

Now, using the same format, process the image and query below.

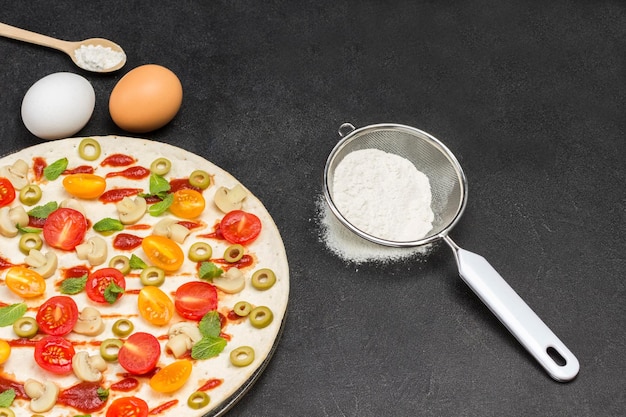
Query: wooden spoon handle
0,22,73,53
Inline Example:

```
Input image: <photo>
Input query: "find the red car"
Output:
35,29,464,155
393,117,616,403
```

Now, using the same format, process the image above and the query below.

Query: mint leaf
0,303,27,327
129,254,148,270
0,389,16,407
190,335,227,360
43,158,68,180
97,387,109,401
198,310,222,338
59,275,87,295
149,173,171,196
104,282,124,304
17,224,42,234
93,218,124,233
198,262,223,280
147,193,173,217
27,201,58,219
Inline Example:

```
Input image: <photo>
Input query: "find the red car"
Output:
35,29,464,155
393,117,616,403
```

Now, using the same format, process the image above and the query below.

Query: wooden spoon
0,22,126,73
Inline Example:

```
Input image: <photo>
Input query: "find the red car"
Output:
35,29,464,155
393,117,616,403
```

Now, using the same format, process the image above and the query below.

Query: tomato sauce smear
106,166,151,180
57,381,107,413
99,188,143,203
149,399,178,415
100,153,136,167
113,233,143,250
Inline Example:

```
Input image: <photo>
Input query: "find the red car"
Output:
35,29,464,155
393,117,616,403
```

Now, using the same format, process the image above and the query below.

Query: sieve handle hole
546,346,567,367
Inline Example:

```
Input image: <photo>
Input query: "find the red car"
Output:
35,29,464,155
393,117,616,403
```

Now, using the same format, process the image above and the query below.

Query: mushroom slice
214,184,247,213
24,249,58,279
75,236,108,266
24,379,59,413
117,196,147,225
0,206,29,237
212,267,245,294
166,322,202,358
153,217,190,244
60,198,86,217
0,159,29,190
73,307,105,336
72,351,107,382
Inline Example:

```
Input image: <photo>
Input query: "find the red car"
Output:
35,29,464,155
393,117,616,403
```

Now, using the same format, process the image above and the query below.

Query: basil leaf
149,173,170,196
198,310,221,338
147,193,173,217
43,157,68,180
129,254,148,270
59,275,88,295
93,218,124,233
0,303,27,327
190,335,227,360
0,389,16,407
198,262,223,280
27,201,58,219
104,282,124,304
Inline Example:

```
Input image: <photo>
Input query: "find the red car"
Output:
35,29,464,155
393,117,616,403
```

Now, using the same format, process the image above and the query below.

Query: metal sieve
323,122,579,382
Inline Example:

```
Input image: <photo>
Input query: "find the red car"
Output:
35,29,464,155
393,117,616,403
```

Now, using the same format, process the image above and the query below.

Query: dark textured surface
1,1,625,416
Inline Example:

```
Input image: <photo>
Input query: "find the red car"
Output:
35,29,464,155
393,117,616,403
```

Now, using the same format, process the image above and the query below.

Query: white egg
21,72,96,140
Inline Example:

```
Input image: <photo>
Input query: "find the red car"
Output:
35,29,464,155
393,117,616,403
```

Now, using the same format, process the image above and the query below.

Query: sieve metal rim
323,122,469,248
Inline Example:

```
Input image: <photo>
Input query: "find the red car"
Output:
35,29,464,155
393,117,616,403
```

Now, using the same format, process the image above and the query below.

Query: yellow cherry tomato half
141,235,184,272
149,359,193,393
5,266,46,298
62,174,107,199
138,286,174,326
0,340,11,365
169,189,205,219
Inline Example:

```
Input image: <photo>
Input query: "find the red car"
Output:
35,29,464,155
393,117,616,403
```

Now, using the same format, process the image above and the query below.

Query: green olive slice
19,184,42,206
13,317,38,338
109,255,131,275
188,242,212,262
100,338,123,361
187,391,210,409
112,318,134,337
19,233,43,255
249,306,273,329
150,157,171,175
140,266,165,286
78,137,101,161
251,268,276,291
223,244,244,263
188,170,211,189
233,301,252,317
0,407,15,417
230,346,255,367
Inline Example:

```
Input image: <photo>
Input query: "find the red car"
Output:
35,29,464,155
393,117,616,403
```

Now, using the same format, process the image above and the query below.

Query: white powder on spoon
318,148,435,263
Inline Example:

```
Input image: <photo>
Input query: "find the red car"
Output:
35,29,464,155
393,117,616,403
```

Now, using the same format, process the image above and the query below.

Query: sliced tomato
36,296,79,336
137,286,174,326
149,359,193,393
141,235,184,272
169,188,205,219
174,281,218,321
5,266,46,298
86,267,126,304
106,396,149,417
43,208,88,251
118,332,160,375
0,177,16,207
62,173,106,199
34,335,75,374
220,210,262,245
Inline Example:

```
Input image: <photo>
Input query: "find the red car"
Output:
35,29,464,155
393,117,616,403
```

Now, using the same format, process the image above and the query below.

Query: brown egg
109,64,183,133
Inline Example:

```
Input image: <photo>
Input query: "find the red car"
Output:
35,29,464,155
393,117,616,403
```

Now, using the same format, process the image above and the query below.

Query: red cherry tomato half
42,208,88,250
86,268,126,304
34,335,75,374
219,210,262,245
118,332,161,375
36,296,79,336
106,396,149,417
0,178,16,207
174,281,218,321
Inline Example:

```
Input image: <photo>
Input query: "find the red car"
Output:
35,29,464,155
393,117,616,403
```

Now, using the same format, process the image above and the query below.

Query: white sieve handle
444,236,580,382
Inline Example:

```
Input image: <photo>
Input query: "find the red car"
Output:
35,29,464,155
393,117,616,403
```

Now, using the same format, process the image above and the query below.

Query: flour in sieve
332,148,434,242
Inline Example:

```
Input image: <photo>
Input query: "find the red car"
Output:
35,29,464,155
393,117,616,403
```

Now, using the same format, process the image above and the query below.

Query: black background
1,1,625,416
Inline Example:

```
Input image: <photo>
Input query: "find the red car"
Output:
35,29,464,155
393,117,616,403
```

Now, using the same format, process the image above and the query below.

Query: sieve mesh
324,124,468,247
